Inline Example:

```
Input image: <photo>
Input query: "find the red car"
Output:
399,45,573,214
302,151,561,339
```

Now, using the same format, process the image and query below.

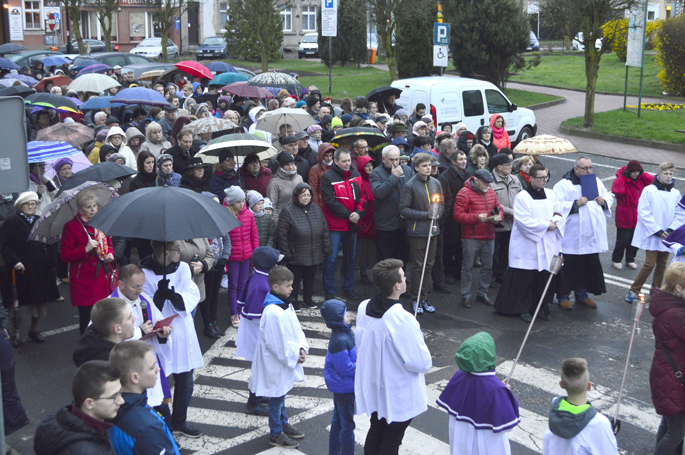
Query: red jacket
612,167,653,229
357,156,375,240
650,289,685,416
309,143,335,207
453,177,503,241
60,216,115,307
240,165,272,197
228,204,259,262
320,163,367,232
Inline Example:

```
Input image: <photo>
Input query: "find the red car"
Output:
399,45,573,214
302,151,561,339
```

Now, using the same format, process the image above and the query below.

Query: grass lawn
510,53,663,97
561,108,685,144
503,88,562,107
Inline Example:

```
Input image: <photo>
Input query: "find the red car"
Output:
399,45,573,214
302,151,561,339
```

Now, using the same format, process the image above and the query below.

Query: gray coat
369,163,413,231
490,171,523,232
399,173,445,237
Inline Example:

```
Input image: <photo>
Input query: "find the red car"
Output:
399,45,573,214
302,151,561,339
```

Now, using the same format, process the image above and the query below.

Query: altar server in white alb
627,162,685,303
110,264,173,410
140,240,204,439
494,164,565,322
553,157,613,310
543,358,619,455
355,259,432,454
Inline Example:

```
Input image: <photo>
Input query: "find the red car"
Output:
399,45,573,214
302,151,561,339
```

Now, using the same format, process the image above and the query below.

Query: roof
392,76,495,89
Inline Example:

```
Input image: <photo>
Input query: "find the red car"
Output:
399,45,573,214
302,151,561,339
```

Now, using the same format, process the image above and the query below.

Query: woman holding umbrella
60,189,116,334
0,192,60,343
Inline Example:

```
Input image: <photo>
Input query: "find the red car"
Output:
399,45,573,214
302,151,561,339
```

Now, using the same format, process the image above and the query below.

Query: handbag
657,336,685,391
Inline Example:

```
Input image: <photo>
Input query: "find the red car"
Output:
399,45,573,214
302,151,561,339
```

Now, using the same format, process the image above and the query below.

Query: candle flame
639,293,645,303
432,194,441,203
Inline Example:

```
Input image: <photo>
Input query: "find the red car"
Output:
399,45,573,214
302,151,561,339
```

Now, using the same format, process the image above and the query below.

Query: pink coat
489,114,511,151
228,205,259,262
60,216,115,307
612,167,654,229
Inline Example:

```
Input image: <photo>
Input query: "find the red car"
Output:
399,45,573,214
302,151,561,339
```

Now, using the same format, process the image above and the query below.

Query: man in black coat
34,360,123,455
73,298,135,367
438,150,472,283
167,128,197,175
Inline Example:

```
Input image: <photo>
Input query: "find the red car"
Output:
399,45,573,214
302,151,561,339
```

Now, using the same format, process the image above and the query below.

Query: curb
559,125,685,152
526,97,566,111
508,80,685,102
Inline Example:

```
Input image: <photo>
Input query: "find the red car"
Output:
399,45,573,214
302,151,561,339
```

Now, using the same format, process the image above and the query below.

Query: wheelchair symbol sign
433,45,448,67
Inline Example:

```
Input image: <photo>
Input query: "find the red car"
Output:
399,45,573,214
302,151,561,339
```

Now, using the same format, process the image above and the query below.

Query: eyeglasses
93,388,123,404
299,194,312,199
531,175,550,182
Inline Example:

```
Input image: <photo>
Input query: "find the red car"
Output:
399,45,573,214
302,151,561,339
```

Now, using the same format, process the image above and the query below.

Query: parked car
572,32,603,51
196,36,228,60
234,66,257,79
527,31,540,52
120,62,175,79
57,39,116,54
391,76,537,145
7,50,64,68
298,33,319,59
71,52,154,70
130,38,179,61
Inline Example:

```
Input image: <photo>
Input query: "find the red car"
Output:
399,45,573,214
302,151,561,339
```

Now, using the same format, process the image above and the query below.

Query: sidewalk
505,82,685,168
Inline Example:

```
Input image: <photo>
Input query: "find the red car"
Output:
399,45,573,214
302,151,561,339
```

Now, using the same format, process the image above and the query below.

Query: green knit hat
455,332,496,373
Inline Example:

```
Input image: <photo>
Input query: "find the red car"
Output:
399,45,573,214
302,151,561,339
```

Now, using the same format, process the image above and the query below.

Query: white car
130,37,179,61
572,32,603,51
298,33,319,59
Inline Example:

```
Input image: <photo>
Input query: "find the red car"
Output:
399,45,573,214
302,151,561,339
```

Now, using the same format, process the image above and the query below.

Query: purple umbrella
2,73,38,87
0,78,28,87
113,86,170,107
76,64,112,77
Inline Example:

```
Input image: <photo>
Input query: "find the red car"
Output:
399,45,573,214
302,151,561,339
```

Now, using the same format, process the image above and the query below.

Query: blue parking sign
434,23,450,46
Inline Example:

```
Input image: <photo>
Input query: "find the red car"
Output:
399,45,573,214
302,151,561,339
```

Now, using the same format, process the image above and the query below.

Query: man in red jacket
454,169,503,309
321,148,367,300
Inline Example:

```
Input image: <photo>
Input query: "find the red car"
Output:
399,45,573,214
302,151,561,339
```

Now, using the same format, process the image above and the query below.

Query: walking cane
612,292,645,435
506,255,564,384
414,194,441,318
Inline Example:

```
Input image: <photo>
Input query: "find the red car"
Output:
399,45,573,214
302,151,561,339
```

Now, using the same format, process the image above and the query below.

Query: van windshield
302,35,318,43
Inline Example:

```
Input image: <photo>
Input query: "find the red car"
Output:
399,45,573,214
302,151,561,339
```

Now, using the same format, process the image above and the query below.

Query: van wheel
516,126,534,144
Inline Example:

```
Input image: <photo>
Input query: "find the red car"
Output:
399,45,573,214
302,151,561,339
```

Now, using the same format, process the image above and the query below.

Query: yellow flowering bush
655,15,685,95
603,19,661,62
626,103,685,111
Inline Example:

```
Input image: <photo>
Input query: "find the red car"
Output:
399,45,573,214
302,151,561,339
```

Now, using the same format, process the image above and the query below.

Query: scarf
18,212,36,224
653,175,675,192
250,208,266,218
29,173,41,185
492,119,505,139
519,170,531,184
78,214,110,261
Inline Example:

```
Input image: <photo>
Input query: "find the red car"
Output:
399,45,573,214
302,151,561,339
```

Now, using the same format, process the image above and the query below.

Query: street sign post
322,0,337,93
433,45,448,67
433,22,450,46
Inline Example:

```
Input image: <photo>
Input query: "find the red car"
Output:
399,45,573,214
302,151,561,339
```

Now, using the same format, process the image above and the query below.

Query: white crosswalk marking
174,309,656,454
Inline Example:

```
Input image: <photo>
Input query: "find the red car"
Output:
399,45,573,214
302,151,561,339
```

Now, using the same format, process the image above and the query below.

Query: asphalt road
6,152,678,454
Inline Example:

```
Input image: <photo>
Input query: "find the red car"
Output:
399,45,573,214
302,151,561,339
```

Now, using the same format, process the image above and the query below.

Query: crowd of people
2,63,685,454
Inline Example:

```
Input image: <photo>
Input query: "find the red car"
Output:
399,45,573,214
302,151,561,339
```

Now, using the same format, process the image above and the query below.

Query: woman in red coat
611,160,653,270
356,156,376,284
60,190,116,334
650,262,685,454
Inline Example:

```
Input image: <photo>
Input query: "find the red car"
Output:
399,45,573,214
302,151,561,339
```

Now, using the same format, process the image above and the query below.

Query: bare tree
367,0,404,80
63,0,86,54
538,0,637,127
91,0,119,51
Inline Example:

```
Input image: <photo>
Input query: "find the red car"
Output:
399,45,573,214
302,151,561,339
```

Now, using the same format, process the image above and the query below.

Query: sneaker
626,290,638,303
245,403,269,416
412,301,424,315
520,313,533,322
172,424,202,438
612,262,623,270
221,274,228,289
232,314,240,328
626,262,638,269
283,423,305,439
269,432,299,448
304,301,318,309
421,300,436,313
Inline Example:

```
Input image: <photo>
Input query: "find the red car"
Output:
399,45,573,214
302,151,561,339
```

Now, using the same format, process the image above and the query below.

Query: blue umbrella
80,96,125,110
0,43,25,54
76,63,112,77
27,141,80,163
70,59,101,72
208,71,248,87
42,55,71,67
205,62,236,74
0,58,20,70
113,86,170,107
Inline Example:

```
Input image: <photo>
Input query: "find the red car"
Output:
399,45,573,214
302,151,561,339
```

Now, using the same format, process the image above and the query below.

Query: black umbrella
366,86,403,114
0,43,26,54
331,127,390,151
87,186,242,242
0,85,35,98
56,163,137,196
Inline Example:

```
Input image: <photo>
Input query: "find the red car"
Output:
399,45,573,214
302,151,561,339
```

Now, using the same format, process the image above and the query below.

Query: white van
298,33,319,59
390,76,537,144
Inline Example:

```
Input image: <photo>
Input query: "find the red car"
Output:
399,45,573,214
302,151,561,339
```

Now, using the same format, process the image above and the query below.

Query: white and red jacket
320,163,367,232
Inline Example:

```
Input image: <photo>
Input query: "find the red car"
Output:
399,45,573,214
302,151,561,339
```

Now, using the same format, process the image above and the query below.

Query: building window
219,2,228,30
280,7,292,32
647,11,655,20
302,6,316,32
24,0,41,29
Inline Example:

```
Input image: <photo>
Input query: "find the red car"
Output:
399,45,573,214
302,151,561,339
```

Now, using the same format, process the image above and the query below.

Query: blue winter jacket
321,299,356,394
108,392,180,455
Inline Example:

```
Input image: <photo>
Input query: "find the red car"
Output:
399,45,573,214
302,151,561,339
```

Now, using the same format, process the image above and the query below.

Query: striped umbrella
25,93,81,113
76,63,112,77
198,133,278,164
27,141,80,163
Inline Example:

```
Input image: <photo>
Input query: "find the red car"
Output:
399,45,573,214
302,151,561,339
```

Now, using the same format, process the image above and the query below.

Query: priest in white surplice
553,157,613,310
494,164,565,322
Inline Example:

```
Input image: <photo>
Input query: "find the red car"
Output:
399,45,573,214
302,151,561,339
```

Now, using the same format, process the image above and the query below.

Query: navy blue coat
321,300,356,394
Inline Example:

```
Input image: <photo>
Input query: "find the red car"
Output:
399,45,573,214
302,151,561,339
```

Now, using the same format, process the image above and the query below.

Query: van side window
486,89,509,114
462,90,484,117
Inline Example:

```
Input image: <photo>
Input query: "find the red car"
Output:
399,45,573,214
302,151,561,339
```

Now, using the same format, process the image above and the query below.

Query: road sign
434,22,450,46
322,0,337,36
322,0,337,11
433,45,448,67
48,13,55,31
